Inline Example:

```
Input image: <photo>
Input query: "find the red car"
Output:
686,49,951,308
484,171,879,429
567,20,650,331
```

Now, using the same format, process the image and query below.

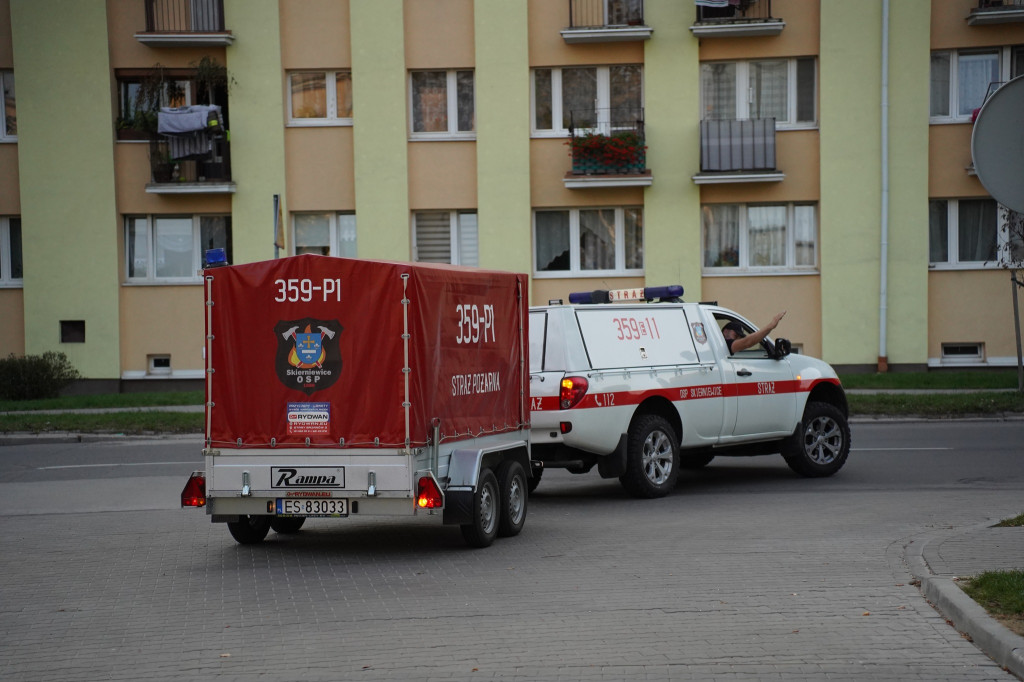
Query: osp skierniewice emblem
274,318,343,395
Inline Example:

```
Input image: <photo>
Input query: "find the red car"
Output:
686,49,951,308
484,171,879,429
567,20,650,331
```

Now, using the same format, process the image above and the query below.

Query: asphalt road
1,421,1023,681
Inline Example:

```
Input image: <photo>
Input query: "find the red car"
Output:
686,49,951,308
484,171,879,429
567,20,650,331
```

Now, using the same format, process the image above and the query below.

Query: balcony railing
137,0,234,46
148,137,233,193
691,0,784,37
568,108,646,175
968,0,1024,25
562,0,651,42
699,118,776,173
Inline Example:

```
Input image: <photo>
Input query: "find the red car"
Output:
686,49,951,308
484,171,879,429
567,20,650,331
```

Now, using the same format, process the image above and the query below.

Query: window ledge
560,25,653,43
287,120,353,128
689,20,785,38
702,270,818,277
564,171,652,189
146,181,237,194
0,282,24,288
533,271,644,280
133,32,235,47
967,8,1024,25
122,369,205,380
692,171,784,184
409,133,477,142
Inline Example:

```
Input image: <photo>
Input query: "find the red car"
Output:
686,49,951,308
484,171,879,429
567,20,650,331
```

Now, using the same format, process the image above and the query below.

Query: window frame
412,211,478,265
701,203,818,275
291,212,358,257
1,70,15,141
124,214,232,284
532,206,644,278
930,47,1022,124
531,65,645,137
699,57,817,129
0,216,22,287
286,70,353,127
408,70,475,140
927,198,1023,269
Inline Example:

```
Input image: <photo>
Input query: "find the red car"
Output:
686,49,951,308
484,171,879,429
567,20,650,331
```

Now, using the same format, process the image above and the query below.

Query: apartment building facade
1,0,1022,391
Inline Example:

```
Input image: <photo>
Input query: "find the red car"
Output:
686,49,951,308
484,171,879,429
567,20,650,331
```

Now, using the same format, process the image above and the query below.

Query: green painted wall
10,0,120,378
885,0,930,366
819,0,882,366
224,0,287,265
474,0,531,280
350,0,409,259
643,0,702,299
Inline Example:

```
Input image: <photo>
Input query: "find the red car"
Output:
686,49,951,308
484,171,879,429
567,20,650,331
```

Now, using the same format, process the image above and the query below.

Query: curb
906,523,1024,680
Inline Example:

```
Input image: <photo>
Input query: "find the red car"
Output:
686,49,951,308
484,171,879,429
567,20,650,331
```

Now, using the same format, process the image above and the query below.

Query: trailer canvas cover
205,255,528,448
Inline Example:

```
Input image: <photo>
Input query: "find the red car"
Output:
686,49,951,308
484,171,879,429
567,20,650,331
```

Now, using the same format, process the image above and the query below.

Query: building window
413,211,478,265
929,199,1024,267
532,65,643,135
410,70,474,138
125,215,231,283
116,71,193,139
287,71,353,125
930,47,1024,122
1,70,14,140
702,204,817,273
700,58,816,128
293,213,357,257
534,207,643,277
0,217,22,286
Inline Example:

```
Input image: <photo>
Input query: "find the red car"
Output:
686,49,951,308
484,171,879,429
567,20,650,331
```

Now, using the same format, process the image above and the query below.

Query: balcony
564,108,652,189
690,0,784,38
146,137,235,194
135,0,234,47
693,118,784,184
968,0,1024,25
561,0,652,43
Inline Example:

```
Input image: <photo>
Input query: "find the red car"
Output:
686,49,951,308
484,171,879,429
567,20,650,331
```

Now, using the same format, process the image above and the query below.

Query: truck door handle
736,369,752,377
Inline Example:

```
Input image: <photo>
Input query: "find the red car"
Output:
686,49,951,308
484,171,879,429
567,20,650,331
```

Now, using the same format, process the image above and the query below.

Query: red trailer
182,255,532,547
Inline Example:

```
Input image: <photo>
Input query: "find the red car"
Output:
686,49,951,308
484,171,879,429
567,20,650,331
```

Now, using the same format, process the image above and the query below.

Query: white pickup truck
528,286,850,498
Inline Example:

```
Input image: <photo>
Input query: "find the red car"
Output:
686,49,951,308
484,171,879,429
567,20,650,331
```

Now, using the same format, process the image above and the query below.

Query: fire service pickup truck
528,285,850,498
181,254,532,548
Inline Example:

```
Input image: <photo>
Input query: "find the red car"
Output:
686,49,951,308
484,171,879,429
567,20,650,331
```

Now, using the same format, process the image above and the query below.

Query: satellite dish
972,75,1024,215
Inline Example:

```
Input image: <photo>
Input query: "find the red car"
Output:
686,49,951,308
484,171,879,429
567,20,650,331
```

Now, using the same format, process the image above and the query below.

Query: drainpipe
877,0,890,373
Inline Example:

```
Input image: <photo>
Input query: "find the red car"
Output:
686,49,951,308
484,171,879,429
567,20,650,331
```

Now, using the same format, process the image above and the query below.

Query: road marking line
853,447,954,451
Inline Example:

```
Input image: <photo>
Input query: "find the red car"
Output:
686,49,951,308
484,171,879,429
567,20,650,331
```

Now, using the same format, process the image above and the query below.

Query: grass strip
848,392,1024,417
838,370,1019,390
960,570,1024,638
0,411,203,435
0,391,203,412
995,513,1024,528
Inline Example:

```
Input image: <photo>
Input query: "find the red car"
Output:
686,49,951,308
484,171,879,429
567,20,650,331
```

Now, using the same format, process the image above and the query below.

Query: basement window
941,342,984,363
148,354,172,375
60,320,85,343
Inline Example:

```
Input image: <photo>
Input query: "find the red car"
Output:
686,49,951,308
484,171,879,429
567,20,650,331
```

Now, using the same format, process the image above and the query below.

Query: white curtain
957,52,998,117
562,68,598,129
579,209,616,271
930,53,951,117
457,212,479,266
928,200,949,262
747,205,786,267
958,199,997,262
751,60,787,121
793,205,816,266
337,214,358,258
701,63,736,121
536,211,571,272
702,205,739,267
154,217,194,278
294,213,331,255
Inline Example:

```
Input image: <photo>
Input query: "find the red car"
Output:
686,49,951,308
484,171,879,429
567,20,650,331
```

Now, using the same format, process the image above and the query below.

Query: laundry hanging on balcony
695,0,730,7
157,105,223,160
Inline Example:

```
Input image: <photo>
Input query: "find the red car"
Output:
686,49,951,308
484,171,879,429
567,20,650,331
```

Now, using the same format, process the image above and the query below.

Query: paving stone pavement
2,464,1021,682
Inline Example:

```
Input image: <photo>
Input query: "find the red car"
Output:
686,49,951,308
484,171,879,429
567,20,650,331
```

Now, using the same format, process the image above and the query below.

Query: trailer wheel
527,466,543,493
227,515,272,545
270,517,306,534
460,468,500,548
619,414,680,499
496,460,527,538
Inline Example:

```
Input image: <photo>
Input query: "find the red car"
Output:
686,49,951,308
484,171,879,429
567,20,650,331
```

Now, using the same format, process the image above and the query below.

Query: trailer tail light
417,476,444,509
560,376,589,409
181,471,206,507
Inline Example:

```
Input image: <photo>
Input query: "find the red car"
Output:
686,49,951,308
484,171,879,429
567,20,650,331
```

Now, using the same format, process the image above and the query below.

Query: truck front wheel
227,515,272,544
460,469,500,548
496,460,527,537
782,401,851,477
620,414,680,498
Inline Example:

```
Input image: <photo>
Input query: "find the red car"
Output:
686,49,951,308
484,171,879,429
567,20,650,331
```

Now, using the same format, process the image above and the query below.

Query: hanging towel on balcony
695,0,730,7
158,105,223,160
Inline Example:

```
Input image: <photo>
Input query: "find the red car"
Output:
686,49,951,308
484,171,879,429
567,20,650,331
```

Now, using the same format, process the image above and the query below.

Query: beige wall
929,124,988,197
699,0,820,60
929,270,1024,361
408,141,477,209
0,0,11,65
0,289,24,356
533,276,646,310
529,138,645,208
284,127,356,211
280,0,350,68
527,0,644,66
700,130,820,204
703,274,822,358
932,0,1023,49
119,286,205,374
405,0,474,67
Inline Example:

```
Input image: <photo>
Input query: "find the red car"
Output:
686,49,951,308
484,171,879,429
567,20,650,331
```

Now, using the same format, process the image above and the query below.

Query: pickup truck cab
529,286,850,498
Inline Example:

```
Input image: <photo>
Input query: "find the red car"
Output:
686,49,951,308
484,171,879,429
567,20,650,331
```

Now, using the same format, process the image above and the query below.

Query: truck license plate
275,498,348,517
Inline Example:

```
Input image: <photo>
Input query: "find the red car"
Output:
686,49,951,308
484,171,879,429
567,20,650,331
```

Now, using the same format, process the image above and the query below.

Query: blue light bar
568,285,684,304
204,248,228,268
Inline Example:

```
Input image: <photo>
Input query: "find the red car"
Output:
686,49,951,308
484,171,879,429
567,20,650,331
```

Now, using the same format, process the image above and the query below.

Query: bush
0,351,81,401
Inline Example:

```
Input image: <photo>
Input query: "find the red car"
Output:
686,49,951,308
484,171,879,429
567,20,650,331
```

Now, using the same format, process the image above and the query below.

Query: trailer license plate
276,499,348,517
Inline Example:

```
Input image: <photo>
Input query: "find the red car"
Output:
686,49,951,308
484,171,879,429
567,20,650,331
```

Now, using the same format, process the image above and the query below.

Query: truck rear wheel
227,515,272,544
620,414,679,498
496,460,527,537
782,401,851,477
460,469,500,548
